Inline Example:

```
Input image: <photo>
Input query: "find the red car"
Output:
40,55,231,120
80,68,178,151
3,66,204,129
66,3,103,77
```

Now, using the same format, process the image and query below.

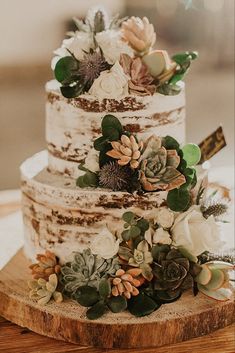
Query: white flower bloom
95,29,133,64
51,32,94,69
153,228,172,245
84,149,99,173
155,207,175,228
89,61,129,100
90,228,120,259
171,205,224,256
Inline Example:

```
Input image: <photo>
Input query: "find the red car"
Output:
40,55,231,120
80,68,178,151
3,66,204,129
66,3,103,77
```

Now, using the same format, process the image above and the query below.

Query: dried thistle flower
99,162,133,191
29,250,60,280
106,134,143,169
79,52,110,88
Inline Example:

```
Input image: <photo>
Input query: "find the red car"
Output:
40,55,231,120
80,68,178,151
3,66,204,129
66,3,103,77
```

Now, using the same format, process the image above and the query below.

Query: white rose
90,228,120,259
84,149,99,173
51,32,94,69
155,207,175,228
171,205,224,256
95,29,133,64
153,228,172,245
89,61,129,100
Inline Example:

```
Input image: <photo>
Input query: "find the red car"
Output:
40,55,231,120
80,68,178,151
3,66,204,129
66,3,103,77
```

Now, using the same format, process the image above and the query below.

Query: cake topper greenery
52,7,198,99
76,114,201,212
27,182,234,318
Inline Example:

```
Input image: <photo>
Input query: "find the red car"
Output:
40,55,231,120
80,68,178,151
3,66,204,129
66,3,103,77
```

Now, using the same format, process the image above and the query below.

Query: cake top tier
51,7,197,100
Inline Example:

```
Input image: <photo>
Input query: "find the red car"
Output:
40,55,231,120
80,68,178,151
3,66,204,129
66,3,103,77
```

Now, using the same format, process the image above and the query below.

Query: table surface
0,190,234,353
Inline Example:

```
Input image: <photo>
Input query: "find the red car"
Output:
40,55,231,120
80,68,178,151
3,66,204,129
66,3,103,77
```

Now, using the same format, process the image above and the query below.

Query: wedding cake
20,8,233,322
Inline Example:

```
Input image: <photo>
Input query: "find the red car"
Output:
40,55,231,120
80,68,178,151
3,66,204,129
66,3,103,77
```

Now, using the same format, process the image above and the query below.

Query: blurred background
0,0,234,190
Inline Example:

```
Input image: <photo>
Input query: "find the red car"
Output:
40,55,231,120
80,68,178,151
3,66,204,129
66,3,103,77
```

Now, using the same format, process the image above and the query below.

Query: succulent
121,16,156,55
60,249,120,296
106,134,143,169
120,54,156,96
99,162,134,191
29,250,61,280
111,268,142,299
196,261,234,301
139,135,186,192
152,247,197,295
28,274,63,305
79,51,110,89
119,240,153,281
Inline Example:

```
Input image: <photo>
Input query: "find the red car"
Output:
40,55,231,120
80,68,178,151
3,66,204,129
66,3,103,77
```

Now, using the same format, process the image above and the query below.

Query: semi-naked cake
20,7,234,328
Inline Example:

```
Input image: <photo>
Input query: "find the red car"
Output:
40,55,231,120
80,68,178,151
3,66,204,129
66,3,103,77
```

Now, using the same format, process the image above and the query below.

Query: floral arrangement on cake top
27,181,234,319
52,7,198,99
76,114,201,212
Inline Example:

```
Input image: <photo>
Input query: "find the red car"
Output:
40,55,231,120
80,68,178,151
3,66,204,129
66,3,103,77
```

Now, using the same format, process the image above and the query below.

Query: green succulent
152,247,198,295
28,274,63,305
196,261,234,301
139,135,186,192
60,249,120,296
119,240,153,281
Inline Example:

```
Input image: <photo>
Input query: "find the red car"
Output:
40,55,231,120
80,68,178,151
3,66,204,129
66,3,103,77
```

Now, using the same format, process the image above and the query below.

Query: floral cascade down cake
20,8,234,322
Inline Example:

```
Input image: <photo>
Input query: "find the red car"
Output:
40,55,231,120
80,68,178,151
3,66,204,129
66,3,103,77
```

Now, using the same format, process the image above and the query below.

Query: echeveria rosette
139,135,186,192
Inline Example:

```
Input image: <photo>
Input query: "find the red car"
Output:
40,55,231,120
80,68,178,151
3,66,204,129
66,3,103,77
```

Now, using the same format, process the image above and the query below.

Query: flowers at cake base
89,62,129,100
90,228,120,259
171,205,224,257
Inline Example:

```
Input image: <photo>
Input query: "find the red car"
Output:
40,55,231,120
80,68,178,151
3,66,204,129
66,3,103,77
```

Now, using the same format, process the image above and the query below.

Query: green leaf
86,301,107,320
182,143,201,166
75,286,99,307
54,56,79,83
137,219,149,233
83,171,99,187
99,279,111,299
121,229,131,242
129,226,141,239
157,83,181,96
172,51,198,65
154,290,181,304
167,187,191,212
162,136,180,151
107,296,127,313
169,73,185,85
101,115,123,140
76,175,87,188
60,83,84,98
122,211,135,224
128,293,159,317
94,136,109,151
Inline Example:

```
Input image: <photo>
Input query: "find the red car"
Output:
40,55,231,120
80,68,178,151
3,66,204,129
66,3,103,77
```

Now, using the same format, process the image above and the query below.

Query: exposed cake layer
46,80,186,178
21,151,166,263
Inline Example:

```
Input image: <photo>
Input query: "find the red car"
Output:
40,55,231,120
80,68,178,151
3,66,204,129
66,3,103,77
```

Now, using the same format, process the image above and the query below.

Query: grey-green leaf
107,296,127,313
86,301,107,320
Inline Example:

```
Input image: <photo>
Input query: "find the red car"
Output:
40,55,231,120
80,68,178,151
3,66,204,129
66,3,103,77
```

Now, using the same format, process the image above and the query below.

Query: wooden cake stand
0,248,234,349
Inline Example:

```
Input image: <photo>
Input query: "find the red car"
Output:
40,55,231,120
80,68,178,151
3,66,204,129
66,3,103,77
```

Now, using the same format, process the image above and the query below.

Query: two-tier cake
20,8,233,325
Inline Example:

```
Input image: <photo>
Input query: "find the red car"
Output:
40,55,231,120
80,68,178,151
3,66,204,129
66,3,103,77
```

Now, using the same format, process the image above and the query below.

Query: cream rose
155,207,175,228
171,205,223,256
90,228,120,259
89,61,129,100
153,228,172,245
84,149,99,173
95,29,133,64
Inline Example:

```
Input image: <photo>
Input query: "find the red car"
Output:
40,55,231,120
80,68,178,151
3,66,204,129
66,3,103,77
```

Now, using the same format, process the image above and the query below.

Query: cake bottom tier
21,151,166,263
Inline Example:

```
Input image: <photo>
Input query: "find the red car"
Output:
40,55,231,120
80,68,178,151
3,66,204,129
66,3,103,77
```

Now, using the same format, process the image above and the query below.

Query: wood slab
0,250,234,349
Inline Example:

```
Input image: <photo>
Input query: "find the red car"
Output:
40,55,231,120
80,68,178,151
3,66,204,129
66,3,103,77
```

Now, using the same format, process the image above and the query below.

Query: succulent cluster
52,8,197,98
77,114,201,212
29,250,61,280
28,274,63,305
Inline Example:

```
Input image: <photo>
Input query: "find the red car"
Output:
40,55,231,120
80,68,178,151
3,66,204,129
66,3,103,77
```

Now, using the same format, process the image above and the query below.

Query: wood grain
0,250,234,349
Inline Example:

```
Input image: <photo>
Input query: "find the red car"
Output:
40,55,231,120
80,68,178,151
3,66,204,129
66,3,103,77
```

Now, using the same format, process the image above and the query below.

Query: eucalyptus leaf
101,115,123,139
128,293,159,317
83,171,99,187
76,175,88,188
182,143,201,166
157,83,181,96
75,286,99,307
137,219,149,233
122,211,135,224
121,229,131,242
60,83,84,98
99,279,111,299
130,226,141,238
86,301,107,320
167,187,191,212
54,56,79,83
107,296,127,313
162,136,180,151
94,136,109,151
